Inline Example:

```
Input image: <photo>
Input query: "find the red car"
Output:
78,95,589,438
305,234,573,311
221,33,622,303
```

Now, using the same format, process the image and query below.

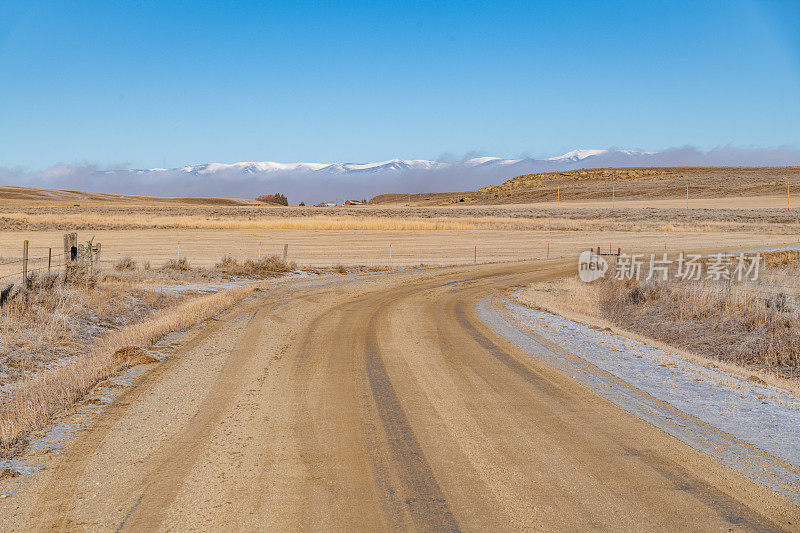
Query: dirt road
3,261,798,531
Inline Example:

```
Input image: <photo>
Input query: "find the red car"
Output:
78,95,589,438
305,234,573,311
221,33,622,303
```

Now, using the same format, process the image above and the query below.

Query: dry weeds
516,251,800,382
114,256,137,271
162,257,191,271
4,203,800,235
0,211,575,231
0,275,182,386
214,255,296,276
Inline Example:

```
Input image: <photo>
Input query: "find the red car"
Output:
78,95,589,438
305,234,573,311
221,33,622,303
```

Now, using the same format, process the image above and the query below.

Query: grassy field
0,184,260,206
0,228,795,276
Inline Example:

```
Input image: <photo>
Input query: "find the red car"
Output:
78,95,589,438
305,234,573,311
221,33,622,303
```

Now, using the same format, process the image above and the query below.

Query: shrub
214,255,295,276
214,255,239,271
63,262,98,288
162,258,191,271
114,256,137,271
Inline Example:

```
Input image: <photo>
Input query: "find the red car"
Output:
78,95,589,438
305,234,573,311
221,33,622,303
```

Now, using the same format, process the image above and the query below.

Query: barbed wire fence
3,233,800,308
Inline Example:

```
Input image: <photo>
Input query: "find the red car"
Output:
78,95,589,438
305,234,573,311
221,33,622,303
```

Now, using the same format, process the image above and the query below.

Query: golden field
0,228,796,276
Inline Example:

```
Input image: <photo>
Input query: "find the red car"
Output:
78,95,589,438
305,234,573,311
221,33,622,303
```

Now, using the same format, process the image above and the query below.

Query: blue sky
1,0,799,169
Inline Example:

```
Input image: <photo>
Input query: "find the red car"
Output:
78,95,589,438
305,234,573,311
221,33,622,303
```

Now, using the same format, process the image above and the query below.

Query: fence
1,232,590,288
3,233,800,304
0,233,102,287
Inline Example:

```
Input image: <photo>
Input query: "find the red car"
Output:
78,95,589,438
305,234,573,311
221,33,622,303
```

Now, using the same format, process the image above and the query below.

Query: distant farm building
344,200,363,205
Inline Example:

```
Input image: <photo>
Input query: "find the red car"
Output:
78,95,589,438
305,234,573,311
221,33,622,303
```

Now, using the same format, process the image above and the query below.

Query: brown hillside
369,166,800,205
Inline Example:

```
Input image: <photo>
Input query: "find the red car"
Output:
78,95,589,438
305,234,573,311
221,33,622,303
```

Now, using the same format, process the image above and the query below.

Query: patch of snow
546,149,608,161
464,157,524,167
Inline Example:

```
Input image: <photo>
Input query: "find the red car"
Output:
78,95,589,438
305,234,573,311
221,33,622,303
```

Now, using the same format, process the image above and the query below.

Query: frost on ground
479,296,800,502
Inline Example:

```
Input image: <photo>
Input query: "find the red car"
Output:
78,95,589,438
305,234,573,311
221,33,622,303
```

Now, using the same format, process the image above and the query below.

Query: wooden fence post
63,233,70,265
89,242,101,274
63,232,78,263
474,245,477,264
283,244,288,261
22,240,29,287
48,248,52,273
62,232,77,282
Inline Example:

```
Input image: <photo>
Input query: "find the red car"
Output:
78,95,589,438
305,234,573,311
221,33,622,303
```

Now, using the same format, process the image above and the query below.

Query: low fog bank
2,146,799,204
0,165,504,204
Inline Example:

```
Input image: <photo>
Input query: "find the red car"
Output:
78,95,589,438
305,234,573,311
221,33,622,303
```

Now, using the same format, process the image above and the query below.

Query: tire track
363,302,461,532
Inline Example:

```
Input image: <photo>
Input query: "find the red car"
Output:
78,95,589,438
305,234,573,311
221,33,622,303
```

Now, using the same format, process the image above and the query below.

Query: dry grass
0,274,182,386
0,211,584,231
162,257,191,271
516,251,800,381
114,256,137,271
0,285,251,455
4,202,800,235
0,184,258,206
599,277,800,370
214,255,296,276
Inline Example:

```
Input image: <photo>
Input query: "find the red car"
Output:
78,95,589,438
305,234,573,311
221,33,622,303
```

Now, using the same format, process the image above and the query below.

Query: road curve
3,260,798,531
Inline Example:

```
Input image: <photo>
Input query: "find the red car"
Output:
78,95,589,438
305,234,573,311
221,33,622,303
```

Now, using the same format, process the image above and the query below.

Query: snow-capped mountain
319,159,447,174
17,147,800,205
546,149,608,162
137,149,650,178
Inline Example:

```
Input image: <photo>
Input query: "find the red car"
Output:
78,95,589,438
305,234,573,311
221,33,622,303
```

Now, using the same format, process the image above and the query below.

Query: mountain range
6,147,800,204
132,149,652,178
